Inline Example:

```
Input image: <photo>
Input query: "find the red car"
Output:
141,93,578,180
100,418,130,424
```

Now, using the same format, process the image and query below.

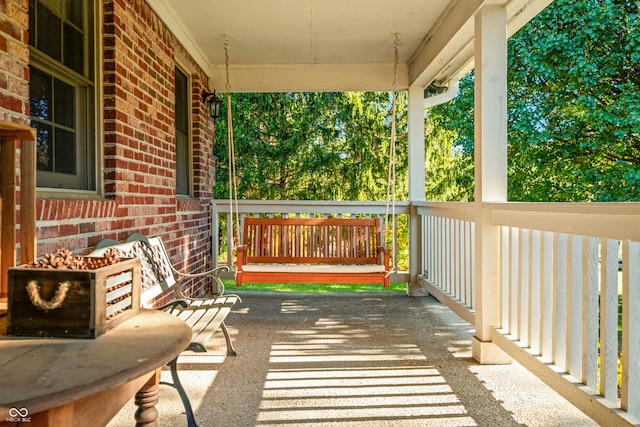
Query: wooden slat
20,139,36,265
242,217,382,265
0,122,36,140
1,139,17,298
242,217,380,227
239,216,389,287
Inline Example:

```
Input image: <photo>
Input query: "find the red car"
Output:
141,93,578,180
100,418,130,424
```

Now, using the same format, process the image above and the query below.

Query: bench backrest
90,234,175,306
241,217,383,265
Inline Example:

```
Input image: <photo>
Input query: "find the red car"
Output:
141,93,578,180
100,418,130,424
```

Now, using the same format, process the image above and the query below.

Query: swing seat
235,217,390,287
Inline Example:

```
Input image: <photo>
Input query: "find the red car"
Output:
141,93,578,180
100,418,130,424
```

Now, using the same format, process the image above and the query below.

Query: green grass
222,280,406,293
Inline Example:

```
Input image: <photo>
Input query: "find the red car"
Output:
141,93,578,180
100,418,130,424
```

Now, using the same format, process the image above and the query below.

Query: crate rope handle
26,281,70,310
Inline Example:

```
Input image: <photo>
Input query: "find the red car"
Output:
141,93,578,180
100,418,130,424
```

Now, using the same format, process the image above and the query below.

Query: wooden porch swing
225,36,400,288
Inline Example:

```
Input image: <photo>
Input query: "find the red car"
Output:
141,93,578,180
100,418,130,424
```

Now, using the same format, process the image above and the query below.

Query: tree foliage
427,0,640,202
425,73,475,201
215,0,639,204
214,92,407,201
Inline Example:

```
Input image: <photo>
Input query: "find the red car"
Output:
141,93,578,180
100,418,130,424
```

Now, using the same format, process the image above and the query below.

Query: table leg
135,368,161,427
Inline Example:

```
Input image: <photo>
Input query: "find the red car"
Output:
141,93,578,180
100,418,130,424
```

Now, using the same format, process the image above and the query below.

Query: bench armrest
172,265,231,299
156,299,188,313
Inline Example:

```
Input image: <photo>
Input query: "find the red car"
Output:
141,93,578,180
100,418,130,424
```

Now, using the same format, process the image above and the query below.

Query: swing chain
223,34,241,248
224,34,231,94
385,34,400,273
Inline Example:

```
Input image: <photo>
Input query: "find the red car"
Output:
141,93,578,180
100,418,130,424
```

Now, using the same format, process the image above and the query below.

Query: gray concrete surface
108,291,599,426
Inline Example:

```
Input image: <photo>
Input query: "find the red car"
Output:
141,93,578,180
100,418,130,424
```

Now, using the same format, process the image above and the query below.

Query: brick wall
0,0,217,302
0,0,29,125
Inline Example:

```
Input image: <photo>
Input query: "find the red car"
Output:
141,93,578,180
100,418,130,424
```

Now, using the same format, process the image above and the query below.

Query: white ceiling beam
408,0,483,88
409,0,555,88
207,63,409,93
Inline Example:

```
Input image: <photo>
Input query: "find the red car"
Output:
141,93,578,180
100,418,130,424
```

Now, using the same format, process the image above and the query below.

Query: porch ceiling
147,0,552,92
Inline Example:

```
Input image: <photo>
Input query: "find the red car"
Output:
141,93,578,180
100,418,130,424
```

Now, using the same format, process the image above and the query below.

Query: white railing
417,201,640,426
211,200,411,283
211,199,640,424
416,202,478,324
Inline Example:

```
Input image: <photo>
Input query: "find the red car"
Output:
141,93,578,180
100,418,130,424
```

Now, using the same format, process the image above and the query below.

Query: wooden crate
6,258,141,338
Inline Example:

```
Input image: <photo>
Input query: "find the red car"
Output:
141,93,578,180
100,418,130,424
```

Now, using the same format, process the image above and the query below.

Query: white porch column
406,84,426,296
472,5,511,363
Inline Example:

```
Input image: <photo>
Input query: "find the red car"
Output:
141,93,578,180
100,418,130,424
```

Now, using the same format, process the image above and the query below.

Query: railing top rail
484,201,640,215
414,201,640,213
414,202,480,222
415,201,640,241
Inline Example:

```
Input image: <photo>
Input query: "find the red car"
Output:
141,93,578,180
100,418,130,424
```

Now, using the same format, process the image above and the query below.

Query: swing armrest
235,245,246,271
377,246,390,269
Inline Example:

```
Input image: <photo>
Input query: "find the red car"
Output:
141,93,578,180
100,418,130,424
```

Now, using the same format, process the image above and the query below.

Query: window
175,67,191,196
28,0,95,190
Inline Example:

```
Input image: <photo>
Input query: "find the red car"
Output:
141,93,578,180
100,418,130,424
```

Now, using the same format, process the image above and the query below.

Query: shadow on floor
109,292,597,427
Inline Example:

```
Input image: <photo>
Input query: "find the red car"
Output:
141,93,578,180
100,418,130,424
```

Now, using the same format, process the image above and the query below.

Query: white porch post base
406,281,428,297
472,336,512,365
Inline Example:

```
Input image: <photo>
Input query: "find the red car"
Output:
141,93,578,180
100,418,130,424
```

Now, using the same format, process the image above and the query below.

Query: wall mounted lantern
202,90,222,120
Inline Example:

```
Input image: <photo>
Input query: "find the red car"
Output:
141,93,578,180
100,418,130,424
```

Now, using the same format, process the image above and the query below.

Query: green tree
214,92,407,202
508,0,640,201
426,73,475,201
427,0,640,202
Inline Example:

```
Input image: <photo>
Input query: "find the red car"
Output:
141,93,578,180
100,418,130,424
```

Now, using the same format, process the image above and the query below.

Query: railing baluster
501,226,510,333
511,227,520,338
541,231,554,362
553,233,568,372
520,228,530,346
470,222,476,310
622,240,640,417
530,230,541,355
584,237,599,392
568,235,583,380
600,238,620,404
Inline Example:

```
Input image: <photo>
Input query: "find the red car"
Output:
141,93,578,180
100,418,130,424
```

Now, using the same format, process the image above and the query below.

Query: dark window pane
39,0,62,14
29,0,94,190
37,3,62,61
63,24,83,74
86,0,94,79
176,130,189,195
29,0,36,47
33,122,53,171
54,78,75,128
55,128,76,174
30,68,52,121
175,67,190,195
175,69,188,132
65,0,83,28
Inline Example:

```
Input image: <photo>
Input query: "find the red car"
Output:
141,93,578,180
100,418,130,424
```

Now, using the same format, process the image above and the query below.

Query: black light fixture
202,90,222,120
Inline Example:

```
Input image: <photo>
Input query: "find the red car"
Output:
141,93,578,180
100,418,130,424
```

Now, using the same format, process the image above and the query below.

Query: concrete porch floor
108,291,598,426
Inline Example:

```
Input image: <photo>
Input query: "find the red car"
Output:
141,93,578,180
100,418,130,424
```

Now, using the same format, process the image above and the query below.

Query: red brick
59,224,79,237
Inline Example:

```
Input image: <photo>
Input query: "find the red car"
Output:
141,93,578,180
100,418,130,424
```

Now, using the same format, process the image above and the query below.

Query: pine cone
29,247,123,270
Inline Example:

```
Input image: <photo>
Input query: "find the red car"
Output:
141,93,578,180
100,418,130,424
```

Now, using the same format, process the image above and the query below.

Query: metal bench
236,217,390,287
89,233,240,427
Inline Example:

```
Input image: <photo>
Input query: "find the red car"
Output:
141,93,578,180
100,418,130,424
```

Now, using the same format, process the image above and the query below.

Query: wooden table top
0,309,191,416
